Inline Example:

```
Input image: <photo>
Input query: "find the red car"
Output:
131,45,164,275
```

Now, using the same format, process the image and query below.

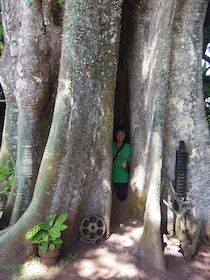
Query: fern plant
26,212,68,253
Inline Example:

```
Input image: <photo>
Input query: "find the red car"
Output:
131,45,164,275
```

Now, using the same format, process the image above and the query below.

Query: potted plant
26,212,68,266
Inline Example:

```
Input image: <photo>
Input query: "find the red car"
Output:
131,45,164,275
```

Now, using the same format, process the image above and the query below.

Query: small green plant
26,212,68,253
0,156,16,198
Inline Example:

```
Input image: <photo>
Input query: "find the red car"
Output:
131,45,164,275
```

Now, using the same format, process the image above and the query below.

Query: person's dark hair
114,125,127,134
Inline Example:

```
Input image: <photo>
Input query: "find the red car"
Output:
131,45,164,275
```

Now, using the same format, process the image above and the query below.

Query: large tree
0,0,209,272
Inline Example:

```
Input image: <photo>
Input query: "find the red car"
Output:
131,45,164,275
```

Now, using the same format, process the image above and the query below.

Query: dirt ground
56,218,210,280
1,217,210,280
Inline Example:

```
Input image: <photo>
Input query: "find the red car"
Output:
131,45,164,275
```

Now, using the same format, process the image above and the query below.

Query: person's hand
122,160,127,168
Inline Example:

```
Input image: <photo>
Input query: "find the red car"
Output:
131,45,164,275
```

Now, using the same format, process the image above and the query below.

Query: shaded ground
1,217,210,280
56,218,210,280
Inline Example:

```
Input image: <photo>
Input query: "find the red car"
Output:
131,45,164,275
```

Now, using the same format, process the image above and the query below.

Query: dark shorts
113,182,128,201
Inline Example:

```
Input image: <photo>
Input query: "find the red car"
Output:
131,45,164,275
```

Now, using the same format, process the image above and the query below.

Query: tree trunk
0,0,63,225
117,0,209,270
0,0,123,265
123,0,175,270
0,0,209,271
163,0,210,259
0,1,19,161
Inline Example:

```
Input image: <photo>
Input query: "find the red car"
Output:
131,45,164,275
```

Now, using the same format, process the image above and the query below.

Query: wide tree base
1,217,209,279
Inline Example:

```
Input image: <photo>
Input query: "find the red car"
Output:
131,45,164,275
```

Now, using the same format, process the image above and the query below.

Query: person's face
116,131,126,143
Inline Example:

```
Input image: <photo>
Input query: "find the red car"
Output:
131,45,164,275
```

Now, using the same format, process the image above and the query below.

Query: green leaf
49,214,57,227
49,243,55,251
52,238,63,246
202,61,207,73
51,223,68,232
49,234,57,240
54,212,68,226
38,221,51,230
31,232,44,244
41,242,48,253
59,224,68,231
0,156,16,199
42,232,49,242
49,228,61,239
26,225,41,239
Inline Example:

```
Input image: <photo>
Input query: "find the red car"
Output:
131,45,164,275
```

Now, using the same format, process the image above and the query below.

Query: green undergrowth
0,156,16,198
0,253,76,280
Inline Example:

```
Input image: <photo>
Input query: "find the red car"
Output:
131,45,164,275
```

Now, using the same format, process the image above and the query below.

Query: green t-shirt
112,142,131,183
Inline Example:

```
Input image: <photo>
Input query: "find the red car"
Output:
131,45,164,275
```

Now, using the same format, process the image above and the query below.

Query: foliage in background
203,82,210,129
0,156,16,199
203,27,210,53
202,21,210,130
202,61,210,129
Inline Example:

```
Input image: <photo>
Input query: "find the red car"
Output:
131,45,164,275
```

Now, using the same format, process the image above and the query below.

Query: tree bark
0,0,63,225
0,0,209,271
0,0,123,265
163,0,210,245
118,0,209,270
120,0,174,269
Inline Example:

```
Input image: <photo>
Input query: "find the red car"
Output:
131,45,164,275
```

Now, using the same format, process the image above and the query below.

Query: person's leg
113,183,128,201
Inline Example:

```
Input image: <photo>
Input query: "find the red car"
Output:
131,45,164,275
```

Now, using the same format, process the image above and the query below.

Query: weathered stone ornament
79,216,106,244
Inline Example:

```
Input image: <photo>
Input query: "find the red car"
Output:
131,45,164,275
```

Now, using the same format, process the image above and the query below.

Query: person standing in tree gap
112,126,131,201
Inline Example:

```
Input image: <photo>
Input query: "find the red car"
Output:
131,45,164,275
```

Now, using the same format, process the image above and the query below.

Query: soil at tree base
0,218,210,280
